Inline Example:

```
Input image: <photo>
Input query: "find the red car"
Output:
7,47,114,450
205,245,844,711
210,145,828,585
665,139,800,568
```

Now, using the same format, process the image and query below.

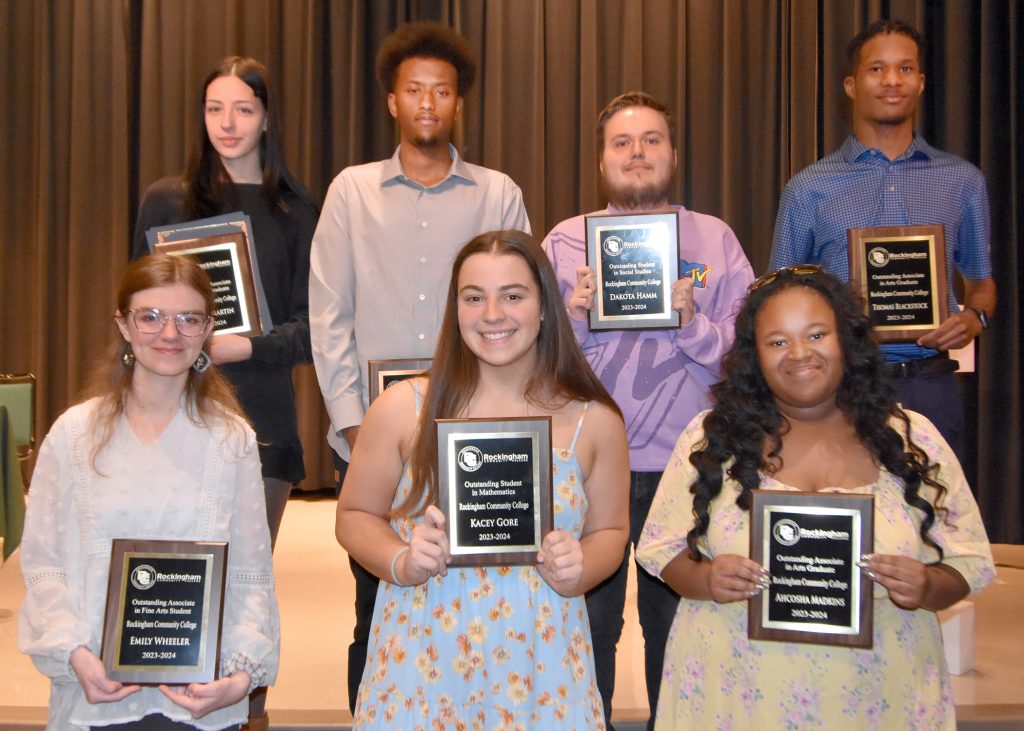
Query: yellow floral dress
637,410,995,730
353,406,605,730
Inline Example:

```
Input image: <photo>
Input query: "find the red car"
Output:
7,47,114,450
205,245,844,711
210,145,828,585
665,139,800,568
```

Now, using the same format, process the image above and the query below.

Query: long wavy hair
86,254,247,471
686,268,948,558
183,56,316,219
397,230,621,517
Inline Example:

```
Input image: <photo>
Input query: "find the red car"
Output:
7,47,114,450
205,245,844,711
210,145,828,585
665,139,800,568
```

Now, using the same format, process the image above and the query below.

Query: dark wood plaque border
437,417,552,567
156,234,263,337
847,225,949,343
101,539,227,684
748,491,874,648
367,358,432,404
585,211,681,331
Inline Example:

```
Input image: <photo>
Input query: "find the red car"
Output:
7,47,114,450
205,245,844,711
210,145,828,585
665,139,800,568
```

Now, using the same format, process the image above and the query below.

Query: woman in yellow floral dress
336,231,630,729
637,267,994,730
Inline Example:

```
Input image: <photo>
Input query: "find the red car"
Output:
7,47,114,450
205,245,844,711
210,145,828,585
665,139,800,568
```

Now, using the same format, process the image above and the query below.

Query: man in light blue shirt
771,19,995,459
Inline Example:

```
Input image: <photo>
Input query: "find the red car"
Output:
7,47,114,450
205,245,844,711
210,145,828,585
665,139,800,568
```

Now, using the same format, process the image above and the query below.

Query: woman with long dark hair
132,56,317,554
20,254,278,731
637,267,994,729
336,230,629,728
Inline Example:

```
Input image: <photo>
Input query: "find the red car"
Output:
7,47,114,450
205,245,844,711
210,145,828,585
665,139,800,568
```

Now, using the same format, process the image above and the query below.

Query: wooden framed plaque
847,225,949,342
436,417,552,567
146,213,271,337
585,211,680,330
101,540,227,684
368,358,431,403
749,491,874,648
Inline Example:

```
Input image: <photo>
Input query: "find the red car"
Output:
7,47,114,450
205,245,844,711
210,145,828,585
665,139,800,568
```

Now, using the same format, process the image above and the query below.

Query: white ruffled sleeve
17,414,92,682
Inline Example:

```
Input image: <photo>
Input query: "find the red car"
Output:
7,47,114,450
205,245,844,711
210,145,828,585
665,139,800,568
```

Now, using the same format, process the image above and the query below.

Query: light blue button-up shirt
770,135,991,362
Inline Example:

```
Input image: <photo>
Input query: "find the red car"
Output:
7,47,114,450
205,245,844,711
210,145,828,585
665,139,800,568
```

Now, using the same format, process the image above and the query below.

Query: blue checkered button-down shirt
770,135,992,362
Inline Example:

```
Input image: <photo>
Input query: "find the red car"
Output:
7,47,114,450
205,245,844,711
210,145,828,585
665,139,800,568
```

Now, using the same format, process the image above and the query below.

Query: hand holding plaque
436,417,552,567
585,211,681,330
101,540,227,684
748,491,874,648
847,225,949,342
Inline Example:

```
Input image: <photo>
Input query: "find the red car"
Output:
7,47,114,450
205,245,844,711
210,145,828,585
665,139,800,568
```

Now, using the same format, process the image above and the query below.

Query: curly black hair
686,267,947,559
375,22,477,97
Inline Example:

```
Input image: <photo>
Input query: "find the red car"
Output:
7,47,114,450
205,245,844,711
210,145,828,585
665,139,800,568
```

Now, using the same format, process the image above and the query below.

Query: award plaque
847,225,949,342
101,540,227,684
585,211,680,330
146,213,271,337
749,491,873,648
368,358,432,403
436,417,552,567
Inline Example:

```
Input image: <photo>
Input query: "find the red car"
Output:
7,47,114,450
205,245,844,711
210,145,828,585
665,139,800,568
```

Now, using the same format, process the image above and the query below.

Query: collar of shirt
605,202,687,216
379,143,478,190
841,134,934,165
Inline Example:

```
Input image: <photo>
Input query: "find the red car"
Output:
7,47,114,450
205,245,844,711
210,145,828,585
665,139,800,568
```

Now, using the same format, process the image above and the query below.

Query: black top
132,176,318,482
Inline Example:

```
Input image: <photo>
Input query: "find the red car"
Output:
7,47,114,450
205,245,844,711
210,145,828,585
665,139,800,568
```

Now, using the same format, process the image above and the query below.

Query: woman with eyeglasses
636,267,994,729
19,254,279,731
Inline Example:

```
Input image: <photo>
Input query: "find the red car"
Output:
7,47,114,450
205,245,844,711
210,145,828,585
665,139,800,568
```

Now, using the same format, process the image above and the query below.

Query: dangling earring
122,349,136,368
193,350,211,374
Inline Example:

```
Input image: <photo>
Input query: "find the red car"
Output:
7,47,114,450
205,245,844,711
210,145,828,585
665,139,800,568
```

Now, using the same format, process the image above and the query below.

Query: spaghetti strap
569,402,589,452
410,379,422,413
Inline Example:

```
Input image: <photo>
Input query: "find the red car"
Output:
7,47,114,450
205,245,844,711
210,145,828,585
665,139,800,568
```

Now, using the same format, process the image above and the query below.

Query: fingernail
863,570,877,580
860,553,875,563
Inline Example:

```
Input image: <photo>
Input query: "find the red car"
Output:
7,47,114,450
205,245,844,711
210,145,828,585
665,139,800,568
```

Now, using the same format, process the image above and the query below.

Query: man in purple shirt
542,91,754,730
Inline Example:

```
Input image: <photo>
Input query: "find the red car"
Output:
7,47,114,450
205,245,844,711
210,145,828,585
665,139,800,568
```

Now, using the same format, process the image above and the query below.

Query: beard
602,175,673,211
410,129,447,151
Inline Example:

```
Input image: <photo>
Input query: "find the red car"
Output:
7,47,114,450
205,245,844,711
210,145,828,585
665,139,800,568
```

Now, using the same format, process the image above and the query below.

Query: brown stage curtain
1,0,1020,541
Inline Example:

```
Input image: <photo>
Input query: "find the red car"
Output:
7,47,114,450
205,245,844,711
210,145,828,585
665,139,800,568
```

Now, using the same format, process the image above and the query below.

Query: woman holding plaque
636,267,994,729
336,230,630,728
19,254,279,731
132,56,318,554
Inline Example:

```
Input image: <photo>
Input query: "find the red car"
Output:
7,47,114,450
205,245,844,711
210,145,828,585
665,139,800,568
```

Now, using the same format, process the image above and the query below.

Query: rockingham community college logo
773,519,801,546
458,446,484,472
602,235,625,257
868,247,890,267
131,564,157,590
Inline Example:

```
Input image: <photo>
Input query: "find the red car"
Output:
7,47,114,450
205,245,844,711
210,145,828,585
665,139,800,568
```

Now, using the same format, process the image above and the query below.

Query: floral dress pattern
354,404,605,730
636,410,995,731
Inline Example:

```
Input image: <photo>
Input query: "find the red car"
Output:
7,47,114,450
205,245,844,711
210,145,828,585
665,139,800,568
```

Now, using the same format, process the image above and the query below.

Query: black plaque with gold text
749,491,873,648
368,358,432,404
586,211,680,330
101,540,226,684
847,225,949,342
437,418,552,567
147,213,271,337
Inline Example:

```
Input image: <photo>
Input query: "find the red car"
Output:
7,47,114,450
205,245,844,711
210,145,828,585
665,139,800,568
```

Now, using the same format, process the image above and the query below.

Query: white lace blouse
18,398,280,730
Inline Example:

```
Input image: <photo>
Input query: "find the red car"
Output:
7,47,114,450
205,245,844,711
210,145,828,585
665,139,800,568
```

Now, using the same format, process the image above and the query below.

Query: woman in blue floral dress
336,230,630,729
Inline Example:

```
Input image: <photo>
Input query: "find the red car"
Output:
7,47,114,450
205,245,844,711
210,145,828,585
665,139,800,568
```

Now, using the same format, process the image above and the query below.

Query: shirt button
421,221,428,228
418,333,426,340
418,294,426,301
420,256,426,263
889,185,895,192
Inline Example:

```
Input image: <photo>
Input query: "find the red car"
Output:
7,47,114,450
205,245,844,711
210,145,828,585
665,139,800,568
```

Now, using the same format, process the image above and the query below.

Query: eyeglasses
127,308,211,337
748,265,823,292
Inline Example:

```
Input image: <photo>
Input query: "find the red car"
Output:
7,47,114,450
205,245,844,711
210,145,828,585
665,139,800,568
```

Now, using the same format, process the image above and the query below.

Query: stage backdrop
1,0,1020,541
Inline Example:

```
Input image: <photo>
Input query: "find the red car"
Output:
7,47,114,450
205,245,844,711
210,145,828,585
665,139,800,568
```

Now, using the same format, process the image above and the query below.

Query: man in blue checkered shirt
770,19,996,461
